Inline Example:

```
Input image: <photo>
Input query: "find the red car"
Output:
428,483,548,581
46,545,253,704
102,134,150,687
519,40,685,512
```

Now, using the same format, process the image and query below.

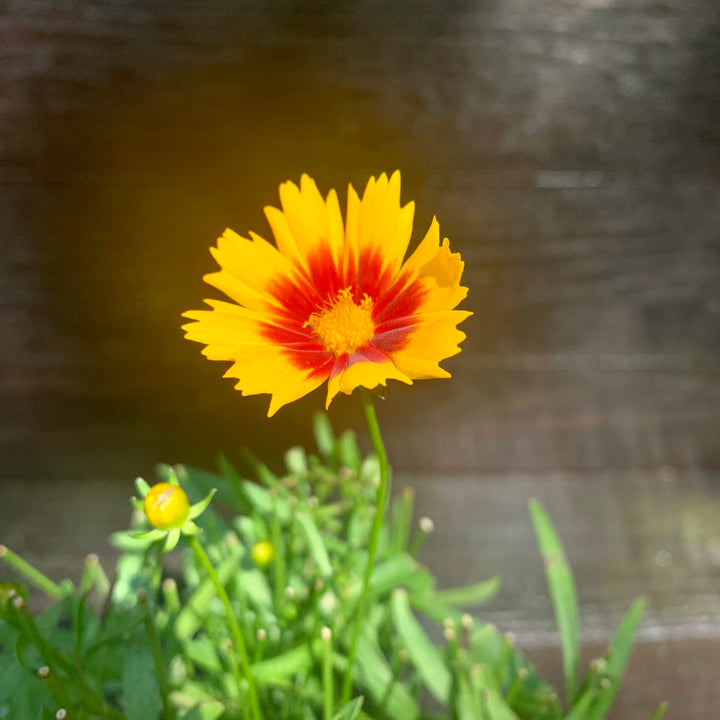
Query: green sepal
188,488,217,520
164,529,182,553
181,520,201,537
132,529,166,542
135,476,151,498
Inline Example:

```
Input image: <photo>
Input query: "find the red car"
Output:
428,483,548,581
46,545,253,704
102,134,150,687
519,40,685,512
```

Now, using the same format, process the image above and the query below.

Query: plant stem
0,545,63,598
322,627,334,720
341,390,391,704
189,535,263,720
139,591,174,720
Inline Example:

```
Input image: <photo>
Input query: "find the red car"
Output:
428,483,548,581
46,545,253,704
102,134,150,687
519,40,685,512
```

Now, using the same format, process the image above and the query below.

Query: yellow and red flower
182,172,470,416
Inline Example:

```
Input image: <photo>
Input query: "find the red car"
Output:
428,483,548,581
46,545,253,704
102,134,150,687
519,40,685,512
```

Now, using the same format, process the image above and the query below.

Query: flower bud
251,541,275,568
144,483,190,530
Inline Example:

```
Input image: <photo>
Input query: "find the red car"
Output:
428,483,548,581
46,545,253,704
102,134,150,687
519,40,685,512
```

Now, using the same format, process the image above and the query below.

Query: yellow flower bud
144,483,190,530
251,540,275,568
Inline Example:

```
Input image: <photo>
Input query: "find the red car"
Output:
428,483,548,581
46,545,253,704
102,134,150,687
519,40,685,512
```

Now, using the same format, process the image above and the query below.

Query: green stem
322,628,334,720
139,591,174,720
189,536,263,720
341,390,391,704
0,545,63,598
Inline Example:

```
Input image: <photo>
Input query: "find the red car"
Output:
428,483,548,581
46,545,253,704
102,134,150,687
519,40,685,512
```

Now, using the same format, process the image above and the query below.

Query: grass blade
528,499,579,705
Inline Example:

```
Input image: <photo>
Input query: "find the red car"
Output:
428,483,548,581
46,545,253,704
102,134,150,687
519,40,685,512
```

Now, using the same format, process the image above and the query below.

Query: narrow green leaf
391,588,451,704
217,454,253,512
369,554,422,596
529,499,579,704
337,430,362,474
589,597,646,719
332,697,364,720
174,545,243,638
433,577,501,606
251,641,320,683
296,512,332,578
482,686,523,720
649,702,668,720
285,446,308,475
123,639,159,720
352,630,419,720
314,413,336,460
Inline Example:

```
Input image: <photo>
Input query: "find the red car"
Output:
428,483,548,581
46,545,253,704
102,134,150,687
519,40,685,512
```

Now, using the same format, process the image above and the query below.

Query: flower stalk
341,389,391,704
188,535,263,720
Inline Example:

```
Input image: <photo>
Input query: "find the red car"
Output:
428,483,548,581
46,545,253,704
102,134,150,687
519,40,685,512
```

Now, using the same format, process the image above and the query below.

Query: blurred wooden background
1,1,720,717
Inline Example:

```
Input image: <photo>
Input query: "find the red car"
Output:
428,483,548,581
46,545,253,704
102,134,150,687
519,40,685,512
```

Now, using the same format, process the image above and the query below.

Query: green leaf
180,701,226,720
649,702,668,720
482,686,523,720
174,544,243,639
296,512,332,578
122,639,159,720
217,454,253,512
391,588,451,704
337,430,361,474
332,697,364,720
352,630,419,720
589,597,646,718
432,577,501,607
313,413,336,460
369,554,424,597
529,499,579,704
285,446,308,475
252,641,320,684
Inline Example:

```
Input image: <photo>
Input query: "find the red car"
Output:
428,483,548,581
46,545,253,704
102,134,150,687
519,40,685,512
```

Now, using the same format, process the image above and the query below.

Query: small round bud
443,626,456,642
12,595,25,609
442,617,456,630
517,668,528,680
283,586,296,600
0,545,6,558
256,628,267,642
504,631,516,645
321,626,332,642
37,666,50,679
144,483,190,530
419,516,435,534
398,648,409,663
251,541,275,568
56,710,67,720
461,614,473,630
85,553,99,566
162,578,177,591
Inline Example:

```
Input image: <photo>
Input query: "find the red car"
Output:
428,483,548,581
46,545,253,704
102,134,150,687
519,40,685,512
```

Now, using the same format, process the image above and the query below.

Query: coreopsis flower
182,172,470,416
133,475,215,552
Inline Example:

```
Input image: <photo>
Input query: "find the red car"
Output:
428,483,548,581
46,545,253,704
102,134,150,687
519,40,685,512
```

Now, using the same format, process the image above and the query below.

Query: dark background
2,2,720,717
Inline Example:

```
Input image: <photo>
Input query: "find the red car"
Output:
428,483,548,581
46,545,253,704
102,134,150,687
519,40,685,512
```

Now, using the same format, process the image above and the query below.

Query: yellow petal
274,175,344,268
223,345,328,417
325,356,412,407
351,171,414,275
390,310,471,379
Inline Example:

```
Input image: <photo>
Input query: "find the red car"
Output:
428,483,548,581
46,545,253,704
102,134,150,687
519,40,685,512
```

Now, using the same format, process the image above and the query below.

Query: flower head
144,482,190,530
133,473,216,552
182,172,470,416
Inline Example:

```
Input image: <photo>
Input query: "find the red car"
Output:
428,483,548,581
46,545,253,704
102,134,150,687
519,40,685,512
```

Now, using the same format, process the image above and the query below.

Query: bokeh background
2,1,720,716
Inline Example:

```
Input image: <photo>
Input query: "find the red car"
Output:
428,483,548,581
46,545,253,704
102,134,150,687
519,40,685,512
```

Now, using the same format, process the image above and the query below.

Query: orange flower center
305,288,375,356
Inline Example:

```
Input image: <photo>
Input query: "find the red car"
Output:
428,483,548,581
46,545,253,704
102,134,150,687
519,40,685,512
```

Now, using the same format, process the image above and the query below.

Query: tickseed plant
0,174,664,720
